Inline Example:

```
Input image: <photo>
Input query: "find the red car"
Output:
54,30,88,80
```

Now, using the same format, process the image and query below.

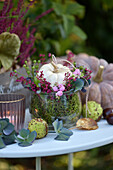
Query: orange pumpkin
69,52,113,109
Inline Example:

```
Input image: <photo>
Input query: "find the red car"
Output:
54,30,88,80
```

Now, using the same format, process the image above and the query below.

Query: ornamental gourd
73,53,113,109
39,55,72,87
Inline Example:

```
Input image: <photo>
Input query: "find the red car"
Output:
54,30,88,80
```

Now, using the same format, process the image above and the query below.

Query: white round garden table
0,111,113,170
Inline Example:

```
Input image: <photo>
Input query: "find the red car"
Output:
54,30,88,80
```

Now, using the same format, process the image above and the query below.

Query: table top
0,119,113,158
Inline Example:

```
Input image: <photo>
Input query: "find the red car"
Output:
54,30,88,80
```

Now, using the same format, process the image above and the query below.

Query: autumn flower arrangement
10,54,92,97
10,54,92,129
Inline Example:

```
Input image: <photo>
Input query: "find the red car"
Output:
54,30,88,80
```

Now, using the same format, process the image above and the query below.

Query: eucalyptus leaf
0,118,16,147
53,119,73,141
73,79,84,92
52,119,59,134
57,120,63,132
55,133,70,141
0,120,8,130
60,128,73,136
26,131,37,143
15,129,36,147
19,129,30,138
88,79,91,85
0,118,9,123
0,137,5,149
18,141,32,147
14,135,24,143
3,123,14,136
3,131,15,145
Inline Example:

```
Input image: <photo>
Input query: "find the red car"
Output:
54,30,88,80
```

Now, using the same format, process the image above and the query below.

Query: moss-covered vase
30,89,82,131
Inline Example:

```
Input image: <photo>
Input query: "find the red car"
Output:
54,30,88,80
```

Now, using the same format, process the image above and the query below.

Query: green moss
30,90,82,127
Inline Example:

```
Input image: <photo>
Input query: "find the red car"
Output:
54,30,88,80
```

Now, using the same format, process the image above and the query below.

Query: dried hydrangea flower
0,32,21,70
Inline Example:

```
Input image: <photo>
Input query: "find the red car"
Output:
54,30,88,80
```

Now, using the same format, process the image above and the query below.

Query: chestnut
103,108,113,119
107,116,113,125
103,108,113,125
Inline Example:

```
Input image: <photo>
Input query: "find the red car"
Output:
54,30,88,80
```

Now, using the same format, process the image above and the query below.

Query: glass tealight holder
0,94,25,132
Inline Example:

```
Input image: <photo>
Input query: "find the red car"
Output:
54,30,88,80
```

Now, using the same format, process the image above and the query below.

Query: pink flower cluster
73,69,81,77
10,55,92,98
39,53,52,65
53,84,65,97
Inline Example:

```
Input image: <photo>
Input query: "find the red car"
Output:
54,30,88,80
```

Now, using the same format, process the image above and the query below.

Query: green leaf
65,2,85,18
19,129,30,138
62,14,75,36
55,133,70,141
0,54,14,70
52,2,65,16
60,128,73,136
0,120,8,131
57,120,63,132
52,1,85,18
58,24,66,38
102,0,113,10
72,26,87,40
3,131,15,145
18,141,32,147
42,0,52,10
26,131,37,143
15,135,25,143
52,119,59,134
51,40,61,54
34,76,40,87
3,123,14,136
0,137,5,149
73,79,84,92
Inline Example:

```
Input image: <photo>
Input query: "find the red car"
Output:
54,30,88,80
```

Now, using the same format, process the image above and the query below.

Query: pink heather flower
56,91,63,97
73,69,81,77
47,89,52,93
58,84,63,88
60,85,65,91
48,53,51,57
53,86,58,92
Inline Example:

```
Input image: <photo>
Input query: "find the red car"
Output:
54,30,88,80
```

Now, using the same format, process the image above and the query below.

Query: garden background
0,0,113,169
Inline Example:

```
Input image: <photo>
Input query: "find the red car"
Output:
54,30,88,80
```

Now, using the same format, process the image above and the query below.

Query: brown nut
76,118,98,130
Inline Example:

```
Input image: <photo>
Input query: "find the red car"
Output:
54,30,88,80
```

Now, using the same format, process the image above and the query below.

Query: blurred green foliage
1,143,113,170
26,0,87,60
76,0,113,63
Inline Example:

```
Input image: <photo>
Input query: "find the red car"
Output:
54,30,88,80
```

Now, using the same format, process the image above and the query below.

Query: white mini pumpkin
39,55,72,87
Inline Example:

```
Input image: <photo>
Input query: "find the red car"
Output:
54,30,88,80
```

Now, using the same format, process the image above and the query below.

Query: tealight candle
0,93,25,132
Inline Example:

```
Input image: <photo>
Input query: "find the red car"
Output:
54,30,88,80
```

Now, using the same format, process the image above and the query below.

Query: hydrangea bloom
56,91,63,97
53,86,58,92
59,85,65,91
